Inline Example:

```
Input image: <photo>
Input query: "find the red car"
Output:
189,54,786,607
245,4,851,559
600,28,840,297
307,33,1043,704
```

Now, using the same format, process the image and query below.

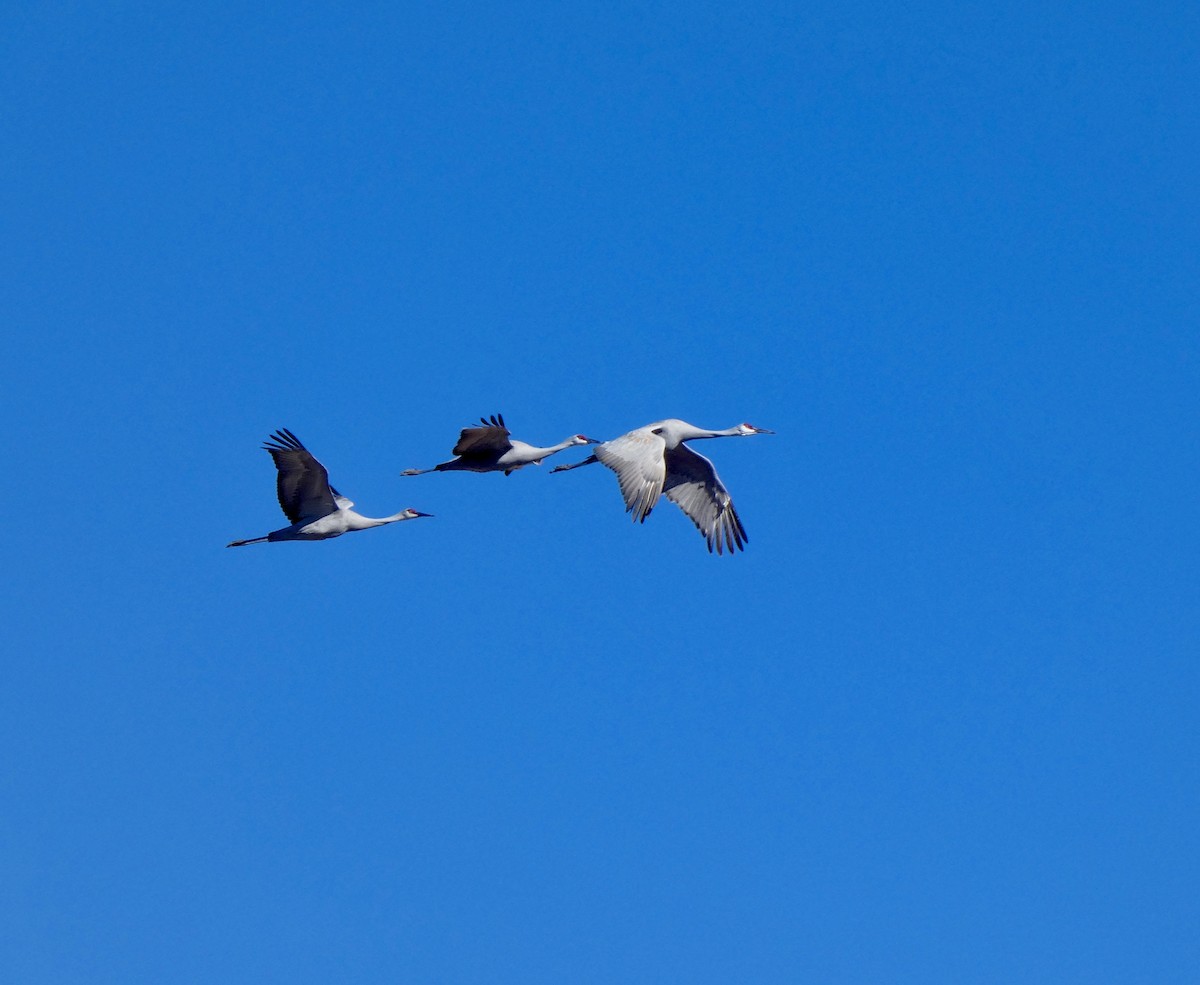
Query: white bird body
552,418,773,554
228,429,432,547
265,507,422,542
402,414,597,476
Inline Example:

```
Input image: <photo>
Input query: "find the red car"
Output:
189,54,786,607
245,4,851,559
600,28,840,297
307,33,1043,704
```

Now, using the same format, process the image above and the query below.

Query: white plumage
552,419,773,554
400,413,597,476
228,429,432,547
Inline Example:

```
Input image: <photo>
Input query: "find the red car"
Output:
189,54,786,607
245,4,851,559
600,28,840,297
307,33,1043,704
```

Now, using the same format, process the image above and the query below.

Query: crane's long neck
512,438,579,462
349,510,414,529
540,437,583,456
683,425,743,441
382,509,422,524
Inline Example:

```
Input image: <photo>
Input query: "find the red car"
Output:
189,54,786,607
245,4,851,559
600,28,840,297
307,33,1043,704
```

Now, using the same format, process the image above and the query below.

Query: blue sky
2,2,1197,981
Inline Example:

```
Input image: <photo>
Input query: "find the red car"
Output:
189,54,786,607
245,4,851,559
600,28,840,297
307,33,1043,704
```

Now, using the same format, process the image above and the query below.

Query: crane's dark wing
451,413,513,459
262,428,339,523
662,444,748,554
595,428,667,522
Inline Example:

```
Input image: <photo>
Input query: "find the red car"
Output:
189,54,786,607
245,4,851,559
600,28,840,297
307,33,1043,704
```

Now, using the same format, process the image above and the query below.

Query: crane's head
737,422,775,436
571,434,600,445
402,509,434,520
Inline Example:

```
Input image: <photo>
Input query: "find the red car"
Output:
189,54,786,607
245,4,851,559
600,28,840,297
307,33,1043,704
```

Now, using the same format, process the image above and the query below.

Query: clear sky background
2,2,1196,982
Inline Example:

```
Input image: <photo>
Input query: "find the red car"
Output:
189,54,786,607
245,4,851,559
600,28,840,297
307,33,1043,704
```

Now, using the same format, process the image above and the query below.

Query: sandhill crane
400,413,597,476
228,428,432,547
551,419,773,554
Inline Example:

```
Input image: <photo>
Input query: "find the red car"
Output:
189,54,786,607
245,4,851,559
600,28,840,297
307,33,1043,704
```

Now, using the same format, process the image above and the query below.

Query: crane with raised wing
401,414,597,477
551,419,772,554
228,429,432,547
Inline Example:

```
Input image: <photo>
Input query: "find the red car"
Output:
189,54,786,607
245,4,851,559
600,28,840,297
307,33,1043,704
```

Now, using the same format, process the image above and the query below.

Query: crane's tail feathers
227,536,269,547
550,454,599,473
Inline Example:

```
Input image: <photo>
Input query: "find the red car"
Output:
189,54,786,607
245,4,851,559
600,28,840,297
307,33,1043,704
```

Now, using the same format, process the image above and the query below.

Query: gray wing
262,429,339,523
663,444,748,554
451,413,513,459
595,428,667,522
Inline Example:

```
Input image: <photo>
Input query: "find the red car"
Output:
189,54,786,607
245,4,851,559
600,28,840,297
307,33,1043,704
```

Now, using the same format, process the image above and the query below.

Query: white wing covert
595,429,667,522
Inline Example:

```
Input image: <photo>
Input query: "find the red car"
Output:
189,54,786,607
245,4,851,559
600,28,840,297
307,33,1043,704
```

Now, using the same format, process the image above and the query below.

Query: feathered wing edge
662,444,748,554
594,431,667,524
261,428,338,523
451,413,512,458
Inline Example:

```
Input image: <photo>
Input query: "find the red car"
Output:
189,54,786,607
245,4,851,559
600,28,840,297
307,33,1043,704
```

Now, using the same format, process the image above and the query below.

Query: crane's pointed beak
753,427,775,434
410,510,434,518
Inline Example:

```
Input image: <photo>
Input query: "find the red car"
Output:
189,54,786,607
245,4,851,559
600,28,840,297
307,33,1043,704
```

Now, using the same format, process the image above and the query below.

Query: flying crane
552,419,773,554
401,413,597,476
228,429,432,547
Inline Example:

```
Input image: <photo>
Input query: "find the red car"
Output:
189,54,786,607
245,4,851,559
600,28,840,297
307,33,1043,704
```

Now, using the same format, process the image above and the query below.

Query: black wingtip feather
263,428,306,454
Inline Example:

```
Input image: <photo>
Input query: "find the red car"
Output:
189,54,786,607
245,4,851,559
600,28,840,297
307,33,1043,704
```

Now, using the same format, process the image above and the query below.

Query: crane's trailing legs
549,454,598,472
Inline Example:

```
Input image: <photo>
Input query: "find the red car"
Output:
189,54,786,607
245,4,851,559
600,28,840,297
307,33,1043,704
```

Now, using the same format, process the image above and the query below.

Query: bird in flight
400,413,597,477
552,419,773,554
228,428,432,547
